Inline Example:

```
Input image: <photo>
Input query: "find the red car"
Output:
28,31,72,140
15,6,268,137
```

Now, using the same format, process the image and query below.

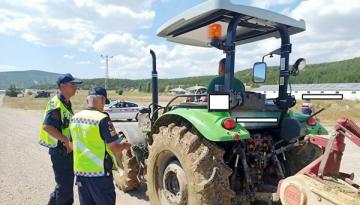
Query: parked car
104,100,143,121
185,87,207,102
34,91,50,98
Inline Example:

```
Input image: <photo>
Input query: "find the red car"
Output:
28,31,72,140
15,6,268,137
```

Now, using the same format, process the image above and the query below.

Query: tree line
28,57,360,92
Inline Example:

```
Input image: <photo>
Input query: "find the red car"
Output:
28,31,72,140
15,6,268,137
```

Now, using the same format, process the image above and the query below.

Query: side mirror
290,58,306,76
252,62,267,83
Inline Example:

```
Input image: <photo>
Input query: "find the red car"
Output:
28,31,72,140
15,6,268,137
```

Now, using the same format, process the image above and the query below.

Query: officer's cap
88,86,110,104
57,73,82,86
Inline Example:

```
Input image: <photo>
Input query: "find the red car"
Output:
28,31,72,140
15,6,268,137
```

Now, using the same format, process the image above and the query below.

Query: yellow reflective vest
39,95,73,148
70,109,118,177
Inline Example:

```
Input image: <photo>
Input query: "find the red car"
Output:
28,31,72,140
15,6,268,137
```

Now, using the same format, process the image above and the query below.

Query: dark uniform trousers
76,174,116,205
48,147,74,205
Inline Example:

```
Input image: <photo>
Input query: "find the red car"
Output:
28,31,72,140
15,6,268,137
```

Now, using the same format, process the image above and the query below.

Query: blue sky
0,0,359,79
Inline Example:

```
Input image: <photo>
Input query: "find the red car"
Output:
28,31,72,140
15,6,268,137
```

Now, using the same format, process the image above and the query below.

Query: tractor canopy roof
157,0,305,47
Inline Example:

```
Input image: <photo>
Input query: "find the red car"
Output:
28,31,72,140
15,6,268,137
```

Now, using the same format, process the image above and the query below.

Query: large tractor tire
146,123,235,205
113,149,140,192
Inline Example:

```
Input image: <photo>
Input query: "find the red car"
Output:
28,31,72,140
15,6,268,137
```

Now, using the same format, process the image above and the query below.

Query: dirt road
0,94,149,205
0,94,359,204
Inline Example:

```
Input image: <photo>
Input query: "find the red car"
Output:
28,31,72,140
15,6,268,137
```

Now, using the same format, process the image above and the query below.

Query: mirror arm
270,48,282,56
262,54,269,62
262,48,281,62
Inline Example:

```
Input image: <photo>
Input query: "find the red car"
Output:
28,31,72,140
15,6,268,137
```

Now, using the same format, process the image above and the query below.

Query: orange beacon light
208,23,222,40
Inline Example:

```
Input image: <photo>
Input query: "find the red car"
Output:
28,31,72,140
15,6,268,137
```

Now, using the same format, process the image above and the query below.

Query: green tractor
113,0,330,204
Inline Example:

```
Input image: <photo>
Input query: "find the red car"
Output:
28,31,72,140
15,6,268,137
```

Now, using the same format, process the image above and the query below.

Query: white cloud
1,0,358,79
289,0,360,64
93,33,224,79
75,0,154,11
93,33,145,55
250,0,294,9
92,0,360,79
63,54,75,60
76,60,91,65
0,64,20,71
0,9,31,34
0,0,155,49
239,0,360,69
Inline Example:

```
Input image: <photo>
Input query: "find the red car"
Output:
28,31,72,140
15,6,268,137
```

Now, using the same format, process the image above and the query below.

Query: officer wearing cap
39,73,82,205
70,86,131,205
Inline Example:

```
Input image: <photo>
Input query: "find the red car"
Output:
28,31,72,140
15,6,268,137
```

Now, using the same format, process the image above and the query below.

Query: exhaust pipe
150,49,158,124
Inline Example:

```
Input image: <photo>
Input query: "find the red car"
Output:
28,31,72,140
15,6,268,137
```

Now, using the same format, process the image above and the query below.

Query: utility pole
100,55,113,89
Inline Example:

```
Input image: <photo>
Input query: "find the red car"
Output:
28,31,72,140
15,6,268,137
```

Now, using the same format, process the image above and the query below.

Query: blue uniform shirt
43,94,73,132
44,94,73,152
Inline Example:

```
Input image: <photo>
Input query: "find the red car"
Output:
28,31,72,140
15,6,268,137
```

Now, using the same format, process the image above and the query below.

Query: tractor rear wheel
146,123,235,205
113,149,140,192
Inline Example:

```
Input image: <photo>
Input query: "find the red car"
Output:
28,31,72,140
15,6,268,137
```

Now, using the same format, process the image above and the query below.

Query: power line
100,55,113,89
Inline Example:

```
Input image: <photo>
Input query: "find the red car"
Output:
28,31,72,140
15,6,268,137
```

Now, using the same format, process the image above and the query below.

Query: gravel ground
0,94,359,204
0,95,149,205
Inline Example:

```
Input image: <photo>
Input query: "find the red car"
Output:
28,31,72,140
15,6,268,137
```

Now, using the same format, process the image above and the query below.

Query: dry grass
290,100,360,128
3,90,176,112
4,92,360,126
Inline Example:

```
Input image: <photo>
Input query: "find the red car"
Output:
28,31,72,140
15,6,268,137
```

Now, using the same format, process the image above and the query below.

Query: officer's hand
108,141,131,153
121,142,132,151
64,139,73,153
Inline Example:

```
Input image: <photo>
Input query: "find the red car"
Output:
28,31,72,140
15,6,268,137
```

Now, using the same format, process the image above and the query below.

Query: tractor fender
288,111,329,135
152,108,250,141
115,124,146,145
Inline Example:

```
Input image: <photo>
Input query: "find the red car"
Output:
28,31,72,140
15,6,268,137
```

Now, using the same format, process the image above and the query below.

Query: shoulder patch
51,111,60,120
107,121,117,137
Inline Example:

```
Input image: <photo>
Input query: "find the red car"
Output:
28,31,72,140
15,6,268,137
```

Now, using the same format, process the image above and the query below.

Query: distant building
252,83,360,100
24,89,37,95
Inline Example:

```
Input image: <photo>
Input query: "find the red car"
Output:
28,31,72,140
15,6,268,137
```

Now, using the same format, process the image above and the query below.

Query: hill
2,57,360,91
81,57,360,91
0,70,60,89
259,57,360,85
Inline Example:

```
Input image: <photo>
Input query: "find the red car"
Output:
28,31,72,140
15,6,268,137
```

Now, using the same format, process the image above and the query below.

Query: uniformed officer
70,86,131,205
39,73,82,205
